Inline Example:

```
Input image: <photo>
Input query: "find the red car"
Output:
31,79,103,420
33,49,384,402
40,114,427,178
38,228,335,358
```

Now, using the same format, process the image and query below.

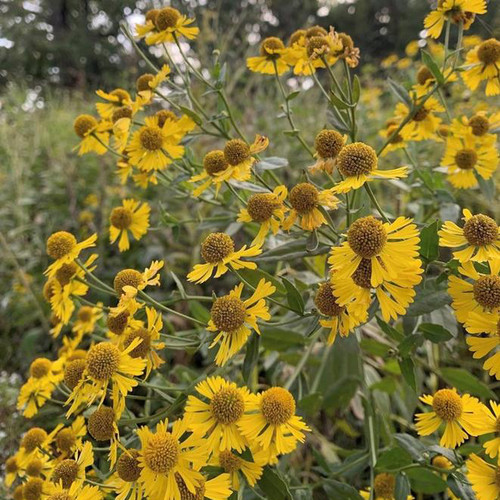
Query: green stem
284,328,321,390
364,184,389,222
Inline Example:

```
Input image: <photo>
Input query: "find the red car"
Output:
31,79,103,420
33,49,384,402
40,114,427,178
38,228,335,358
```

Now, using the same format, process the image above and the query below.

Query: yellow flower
283,182,339,231
136,418,207,500
477,402,500,458
50,440,93,490
450,111,500,140
118,307,165,377
441,131,498,189
360,472,414,500
139,7,199,45
329,216,420,288
185,376,253,453
54,416,86,457
466,331,500,380
189,150,230,197
238,387,310,462
87,405,121,466
415,388,485,448
379,122,408,156
413,65,457,97
136,64,171,102
47,482,102,500
466,453,500,500
126,116,187,172
44,231,97,278
424,0,486,39
333,142,407,193
73,114,111,156
309,129,345,174
396,97,444,141
72,305,103,339
95,88,133,120
439,209,499,262
65,340,146,418
5,456,20,487
17,426,63,468
187,233,262,284
462,38,500,96
314,282,367,344
106,449,144,500
448,260,499,327
207,280,275,366
211,448,267,489
176,473,232,500
247,37,291,75
237,186,288,246
109,199,150,252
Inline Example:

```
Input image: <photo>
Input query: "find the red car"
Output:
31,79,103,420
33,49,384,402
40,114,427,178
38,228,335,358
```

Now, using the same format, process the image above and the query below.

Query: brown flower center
64,359,86,390
468,115,490,136
477,39,500,65
139,126,163,151
261,387,295,425
455,149,477,170
432,389,463,421
337,142,377,177
374,473,395,499
473,275,500,310
347,216,387,258
30,358,51,379
55,262,78,286
143,431,180,473
88,406,115,441
114,269,143,295
155,7,181,31
86,342,120,381
203,150,228,176
289,183,319,214
210,387,245,424
211,296,246,332
224,139,250,166
314,283,344,317
56,428,76,454
46,231,77,260
247,193,280,222
463,214,498,246
22,428,47,452
124,328,151,358
260,37,285,58
136,74,154,92
219,450,242,472
315,129,344,159
111,207,133,230
117,450,141,482
352,259,373,288
52,459,78,489
73,114,97,138
412,107,430,122
200,233,235,263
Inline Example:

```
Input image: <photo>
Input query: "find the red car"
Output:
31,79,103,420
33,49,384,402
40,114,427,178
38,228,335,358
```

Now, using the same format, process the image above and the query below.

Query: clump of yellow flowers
5,3,499,500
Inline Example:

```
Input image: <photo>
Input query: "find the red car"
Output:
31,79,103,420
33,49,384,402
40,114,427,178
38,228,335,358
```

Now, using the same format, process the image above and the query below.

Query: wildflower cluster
5,2,499,499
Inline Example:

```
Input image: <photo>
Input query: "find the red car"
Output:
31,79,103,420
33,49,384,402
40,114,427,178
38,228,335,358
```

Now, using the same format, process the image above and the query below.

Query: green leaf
440,367,496,399
420,219,440,262
259,240,331,262
395,473,412,500
257,156,289,170
407,467,447,494
323,480,364,500
323,376,360,412
376,316,404,341
370,377,397,394
188,301,210,323
242,334,259,384
447,472,475,500
282,278,305,315
387,78,412,106
286,90,300,101
352,75,361,103
360,338,392,357
329,90,353,109
257,467,292,500
419,323,453,342
398,357,417,391
406,290,451,316
398,333,423,357
394,434,427,460
477,176,495,201
422,50,445,85
238,268,286,295
261,327,307,351
298,392,323,415
376,447,412,471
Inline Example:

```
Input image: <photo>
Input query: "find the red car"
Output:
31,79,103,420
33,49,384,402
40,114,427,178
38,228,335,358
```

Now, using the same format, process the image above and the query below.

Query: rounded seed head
110,89,130,103
224,139,250,166
136,74,154,92
337,142,377,177
114,269,143,295
88,406,115,441
145,9,159,24
14,485,24,500
455,149,477,170
261,387,296,425
432,389,463,421
30,358,51,379
123,328,151,358
211,296,246,332
55,262,78,286
6,456,18,473
352,259,373,289
338,33,354,52
56,428,76,454
473,275,500,310
289,183,319,215
23,478,44,500
315,129,344,159
107,311,130,335
110,207,133,230
210,387,245,424
22,428,47,452
155,7,181,31
64,359,86,390
314,283,344,317
86,342,120,381
219,450,242,472
386,124,404,144
117,449,141,482
200,233,234,263
139,126,163,151
305,26,328,39
259,37,285,57
373,473,395,499
477,39,500,65
247,193,280,223
176,473,205,500
52,459,78,489
203,150,228,176
306,36,330,57
66,349,87,362
46,231,77,260
77,306,93,323
347,216,387,258
143,431,180,473
468,114,490,136
463,214,497,246
417,66,433,85
289,29,306,46
74,114,97,138
26,458,43,477
432,455,452,469
156,109,178,128
43,279,56,302
111,106,133,123
412,107,430,122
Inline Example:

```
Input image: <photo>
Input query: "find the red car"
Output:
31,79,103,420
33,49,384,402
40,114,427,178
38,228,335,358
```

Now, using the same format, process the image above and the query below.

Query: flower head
309,129,345,174
462,38,500,96
466,453,500,500
247,37,292,75
110,199,150,252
